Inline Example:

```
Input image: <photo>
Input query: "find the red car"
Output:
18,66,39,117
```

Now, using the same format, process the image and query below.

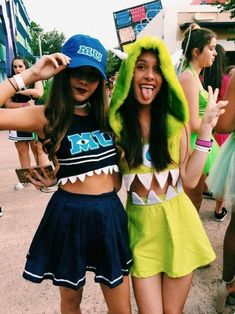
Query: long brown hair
42,69,109,173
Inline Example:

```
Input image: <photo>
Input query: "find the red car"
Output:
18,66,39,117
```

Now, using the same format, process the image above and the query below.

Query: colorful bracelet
195,138,213,148
8,78,18,92
195,144,211,153
13,74,26,90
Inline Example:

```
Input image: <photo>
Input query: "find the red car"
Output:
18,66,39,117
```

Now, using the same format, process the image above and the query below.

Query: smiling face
69,66,101,103
133,50,163,106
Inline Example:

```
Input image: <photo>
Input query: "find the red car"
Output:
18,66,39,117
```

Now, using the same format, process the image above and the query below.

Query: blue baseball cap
61,34,107,80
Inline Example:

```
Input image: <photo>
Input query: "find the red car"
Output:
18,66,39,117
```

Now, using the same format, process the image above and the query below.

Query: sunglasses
69,67,101,82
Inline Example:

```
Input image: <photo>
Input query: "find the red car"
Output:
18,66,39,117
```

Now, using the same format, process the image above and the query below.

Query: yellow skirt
126,191,215,278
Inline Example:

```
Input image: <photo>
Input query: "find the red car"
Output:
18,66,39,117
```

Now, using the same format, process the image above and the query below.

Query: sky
22,0,191,49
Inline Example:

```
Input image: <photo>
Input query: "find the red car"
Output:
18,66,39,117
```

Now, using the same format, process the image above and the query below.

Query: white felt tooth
155,171,169,188
165,185,178,200
69,176,78,184
137,173,153,190
147,190,162,204
114,165,119,172
77,174,86,182
170,169,179,186
109,166,113,174
95,168,102,175
86,171,94,176
61,178,68,185
131,192,145,205
102,167,109,175
177,178,183,193
123,174,135,191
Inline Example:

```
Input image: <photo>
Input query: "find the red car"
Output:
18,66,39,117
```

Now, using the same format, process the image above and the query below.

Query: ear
193,47,200,59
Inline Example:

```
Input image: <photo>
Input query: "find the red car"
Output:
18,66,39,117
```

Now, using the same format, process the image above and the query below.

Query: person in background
0,34,132,314
207,72,235,313
202,43,230,221
178,24,227,223
108,35,226,314
5,56,47,190
226,64,235,77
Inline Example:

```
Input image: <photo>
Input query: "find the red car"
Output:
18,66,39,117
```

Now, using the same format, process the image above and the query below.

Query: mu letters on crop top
56,113,119,185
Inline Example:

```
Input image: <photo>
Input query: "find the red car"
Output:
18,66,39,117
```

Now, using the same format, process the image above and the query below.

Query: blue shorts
23,188,132,290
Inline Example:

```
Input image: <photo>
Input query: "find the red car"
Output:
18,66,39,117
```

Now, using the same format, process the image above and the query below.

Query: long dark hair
119,57,173,171
11,56,30,75
42,69,109,172
203,44,226,91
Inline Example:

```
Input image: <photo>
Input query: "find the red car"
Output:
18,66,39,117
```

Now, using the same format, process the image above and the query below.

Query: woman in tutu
207,72,235,313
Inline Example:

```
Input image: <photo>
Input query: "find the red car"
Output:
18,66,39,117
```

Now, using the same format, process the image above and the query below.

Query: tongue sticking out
141,87,153,101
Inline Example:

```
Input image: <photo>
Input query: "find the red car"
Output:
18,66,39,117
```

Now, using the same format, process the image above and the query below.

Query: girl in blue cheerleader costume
0,34,132,314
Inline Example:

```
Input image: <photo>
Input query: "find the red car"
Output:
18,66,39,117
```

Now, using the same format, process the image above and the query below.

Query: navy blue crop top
56,113,119,185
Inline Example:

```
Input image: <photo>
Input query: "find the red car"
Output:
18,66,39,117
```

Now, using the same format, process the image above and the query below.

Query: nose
144,68,154,80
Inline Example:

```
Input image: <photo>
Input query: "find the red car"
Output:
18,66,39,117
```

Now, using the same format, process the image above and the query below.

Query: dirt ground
0,129,235,314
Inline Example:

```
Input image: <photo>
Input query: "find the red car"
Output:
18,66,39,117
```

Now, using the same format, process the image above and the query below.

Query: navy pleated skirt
23,188,132,290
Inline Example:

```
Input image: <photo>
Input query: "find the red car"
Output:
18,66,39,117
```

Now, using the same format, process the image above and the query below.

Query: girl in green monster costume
108,36,227,313
179,23,226,220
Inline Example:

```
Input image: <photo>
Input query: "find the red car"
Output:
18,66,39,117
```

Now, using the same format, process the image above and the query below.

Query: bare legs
216,206,235,312
14,140,48,168
132,272,193,314
59,276,131,314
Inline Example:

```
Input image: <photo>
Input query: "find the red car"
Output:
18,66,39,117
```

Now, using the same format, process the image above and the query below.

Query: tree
29,22,66,57
211,0,235,18
106,50,122,78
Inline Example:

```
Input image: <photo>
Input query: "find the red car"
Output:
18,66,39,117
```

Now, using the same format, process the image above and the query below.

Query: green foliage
29,22,66,57
106,50,122,78
211,0,235,18
37,79,52,104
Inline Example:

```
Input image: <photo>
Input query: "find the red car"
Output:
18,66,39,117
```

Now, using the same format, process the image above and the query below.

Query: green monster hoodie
108,36,189,177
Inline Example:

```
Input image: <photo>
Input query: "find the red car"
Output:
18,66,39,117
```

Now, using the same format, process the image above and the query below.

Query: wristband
196,138,213,148
195,144,211,153
13,74,26,90
8,78,18,92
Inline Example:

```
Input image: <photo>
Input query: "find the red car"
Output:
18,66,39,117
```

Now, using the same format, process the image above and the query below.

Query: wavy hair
42,69,109,174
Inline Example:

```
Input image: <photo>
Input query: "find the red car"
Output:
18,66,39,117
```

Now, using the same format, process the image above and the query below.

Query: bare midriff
59,172,118,195
129,174,173,197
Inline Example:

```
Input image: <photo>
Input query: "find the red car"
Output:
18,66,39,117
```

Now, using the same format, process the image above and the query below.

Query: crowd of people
0,22,234,314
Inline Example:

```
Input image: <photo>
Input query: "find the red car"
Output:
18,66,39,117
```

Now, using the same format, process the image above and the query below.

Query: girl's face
69,66,101,103
197,37,217,68
133,51,163,106
12,59,26,74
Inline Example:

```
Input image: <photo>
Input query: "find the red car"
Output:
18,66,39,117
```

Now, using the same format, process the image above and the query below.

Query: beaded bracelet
8,78,18,92
195,144,211,153
13,74,26,90
195,138,213,148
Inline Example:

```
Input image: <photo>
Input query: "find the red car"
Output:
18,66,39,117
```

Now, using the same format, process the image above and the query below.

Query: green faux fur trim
108,36,189,138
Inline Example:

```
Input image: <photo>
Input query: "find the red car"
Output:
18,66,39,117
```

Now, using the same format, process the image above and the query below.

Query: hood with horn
108,36,189,139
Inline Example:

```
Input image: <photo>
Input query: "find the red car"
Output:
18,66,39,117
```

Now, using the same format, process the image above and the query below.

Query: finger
212,87,219,103
27,174,44,188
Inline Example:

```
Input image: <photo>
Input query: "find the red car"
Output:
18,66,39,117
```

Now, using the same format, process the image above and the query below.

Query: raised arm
215,72,235,133
180,87,227,188
0,53,70,106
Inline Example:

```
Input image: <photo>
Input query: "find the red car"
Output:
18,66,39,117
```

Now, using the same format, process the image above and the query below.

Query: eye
142,144,152,168
136,63,146,71
77,139,89,145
